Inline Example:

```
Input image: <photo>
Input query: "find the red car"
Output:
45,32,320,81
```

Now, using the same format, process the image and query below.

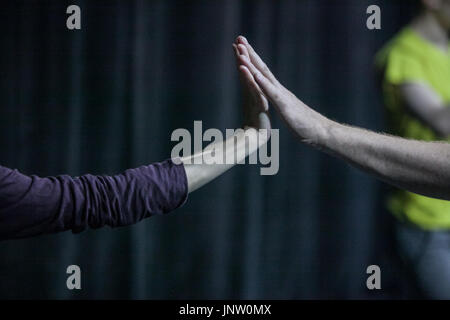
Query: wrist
299,112,335,150
315,118,341,152
243,126,270,147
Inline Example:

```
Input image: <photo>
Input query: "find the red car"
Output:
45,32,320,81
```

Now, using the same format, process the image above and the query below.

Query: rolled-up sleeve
0,159,188,240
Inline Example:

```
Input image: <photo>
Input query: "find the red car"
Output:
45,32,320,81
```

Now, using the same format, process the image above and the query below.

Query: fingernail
238,36,248,44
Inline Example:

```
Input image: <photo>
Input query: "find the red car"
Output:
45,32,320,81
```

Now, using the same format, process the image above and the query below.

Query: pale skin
235,35,450,201
180,42,271,193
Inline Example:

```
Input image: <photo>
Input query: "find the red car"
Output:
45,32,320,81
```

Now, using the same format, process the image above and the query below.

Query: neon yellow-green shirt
375,27,450,230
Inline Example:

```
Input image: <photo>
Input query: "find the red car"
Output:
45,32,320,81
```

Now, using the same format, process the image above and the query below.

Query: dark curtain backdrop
0,0,417,299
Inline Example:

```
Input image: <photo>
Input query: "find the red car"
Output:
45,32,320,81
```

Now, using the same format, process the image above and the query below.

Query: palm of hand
242,77,270,130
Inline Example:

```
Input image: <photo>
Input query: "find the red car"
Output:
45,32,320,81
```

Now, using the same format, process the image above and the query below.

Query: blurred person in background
375,0,450,298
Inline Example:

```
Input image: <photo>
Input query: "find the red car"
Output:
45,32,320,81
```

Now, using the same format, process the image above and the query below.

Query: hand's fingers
239,54,269,92
239,61,265,96
253,70,281,106
238,54,262,80
232,44,240,65
239,66,259,93
235,41,269,103
239,55,280,103
237,36,278,84
239,66,267,111
237,44,250,59
246,43,278,84
232,43,239,56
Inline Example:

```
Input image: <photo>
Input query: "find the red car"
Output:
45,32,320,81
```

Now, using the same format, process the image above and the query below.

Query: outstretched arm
236,36,450,201
0,41,271,240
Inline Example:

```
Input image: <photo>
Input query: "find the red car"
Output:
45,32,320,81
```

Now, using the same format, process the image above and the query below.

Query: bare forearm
180,127,267,193
316,120,450,200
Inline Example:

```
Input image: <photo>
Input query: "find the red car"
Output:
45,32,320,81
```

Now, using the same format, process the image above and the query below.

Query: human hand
233,37,271,133
235,36,330,145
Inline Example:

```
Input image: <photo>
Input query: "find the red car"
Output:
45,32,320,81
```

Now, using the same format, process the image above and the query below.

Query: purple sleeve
0,159,188,240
